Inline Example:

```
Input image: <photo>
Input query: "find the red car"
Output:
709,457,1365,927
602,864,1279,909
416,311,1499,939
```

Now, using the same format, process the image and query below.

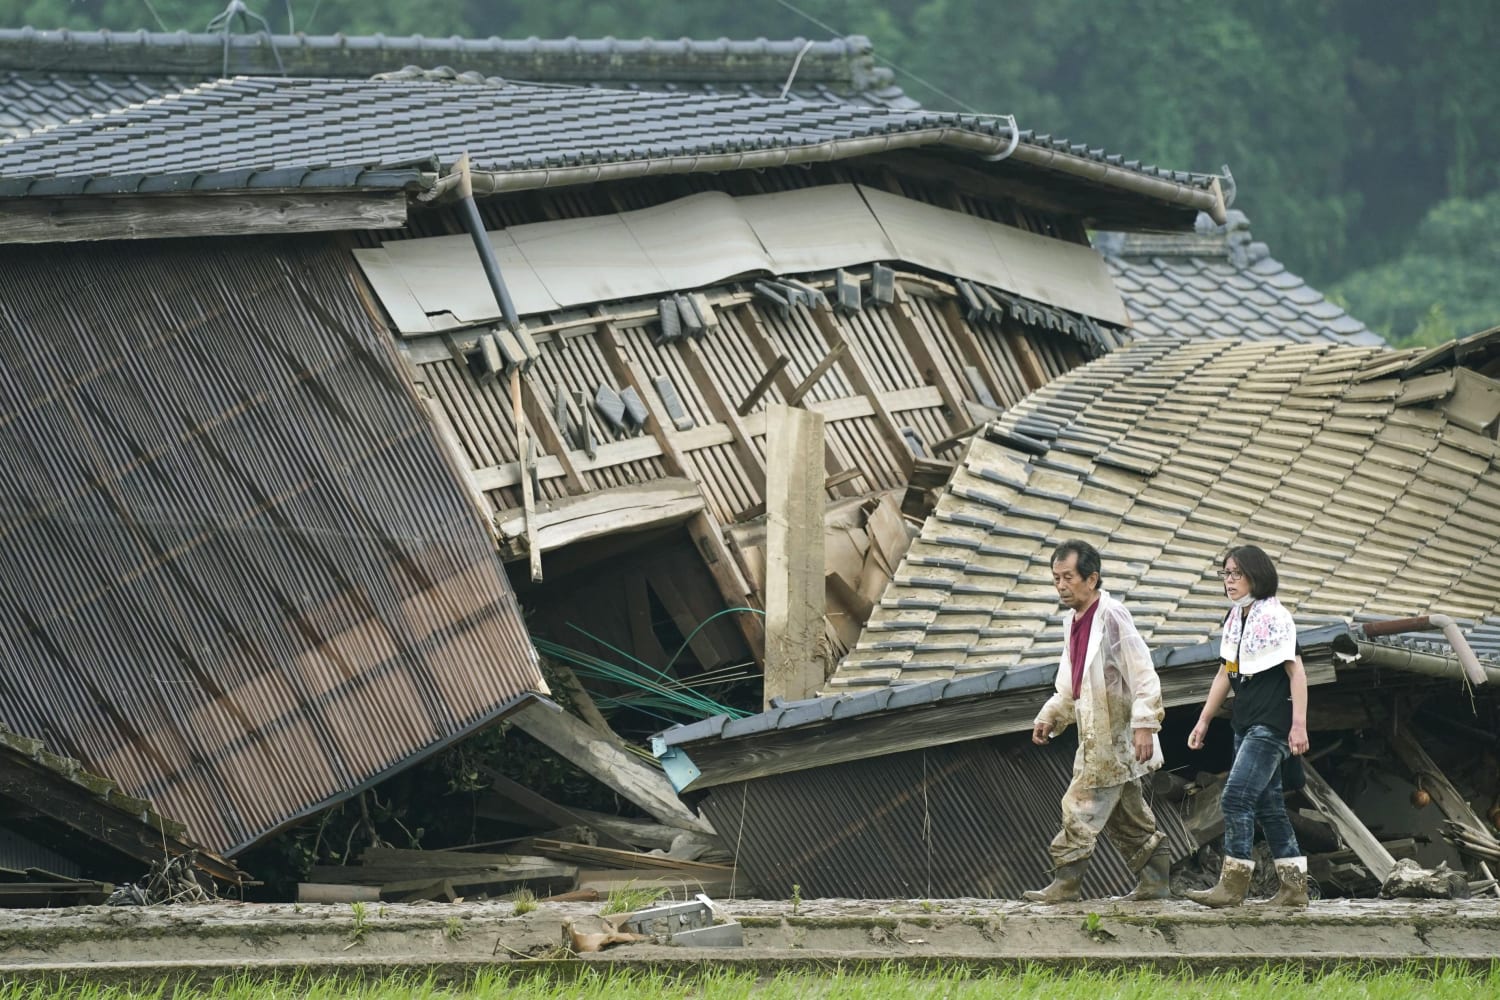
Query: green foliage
345,900,369,948
600,880,669,915
444,915,467,940
790,882,802,915
1332,192,1500,346
511,886,538,916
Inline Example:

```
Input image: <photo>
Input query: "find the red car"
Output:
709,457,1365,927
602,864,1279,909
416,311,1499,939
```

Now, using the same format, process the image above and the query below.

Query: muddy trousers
1049,775,1165,871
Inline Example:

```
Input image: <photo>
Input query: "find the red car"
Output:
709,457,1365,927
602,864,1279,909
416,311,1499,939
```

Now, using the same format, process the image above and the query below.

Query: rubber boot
1116,846,1172,901
1022,858,1089,903
1254,857,1310,908
1184,855,1254,908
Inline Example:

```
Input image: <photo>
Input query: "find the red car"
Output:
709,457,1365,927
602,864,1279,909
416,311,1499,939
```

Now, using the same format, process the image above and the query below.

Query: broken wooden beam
510,702,714,834
1301,760,1395,884
478,766,635,851
1389,721,1500,895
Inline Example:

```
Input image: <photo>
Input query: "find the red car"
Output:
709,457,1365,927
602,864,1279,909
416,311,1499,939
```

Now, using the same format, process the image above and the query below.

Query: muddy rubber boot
1184,855,1254,908
1022,859,1089,903
1116,846,1172,901
1256,857,1310,908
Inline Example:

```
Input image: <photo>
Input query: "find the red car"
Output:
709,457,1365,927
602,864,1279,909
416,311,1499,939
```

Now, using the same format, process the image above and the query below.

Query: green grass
1,963,1498,999
599,881,670,915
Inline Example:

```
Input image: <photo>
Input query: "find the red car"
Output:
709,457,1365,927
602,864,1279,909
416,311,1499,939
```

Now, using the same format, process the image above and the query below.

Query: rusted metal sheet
699,734,1192,900
0,236,543,856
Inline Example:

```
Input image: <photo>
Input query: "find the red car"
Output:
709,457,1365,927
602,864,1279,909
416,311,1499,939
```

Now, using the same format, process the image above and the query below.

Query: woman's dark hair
1052,539,1103,587
1226,544,1278,599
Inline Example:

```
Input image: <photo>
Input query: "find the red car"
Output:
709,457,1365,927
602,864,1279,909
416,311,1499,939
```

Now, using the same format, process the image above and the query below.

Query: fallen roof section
0,30,916,139
831,334,1500,689
0,723,244,884
0,76,1227,231
1095,210,1384,347
0,235,545,856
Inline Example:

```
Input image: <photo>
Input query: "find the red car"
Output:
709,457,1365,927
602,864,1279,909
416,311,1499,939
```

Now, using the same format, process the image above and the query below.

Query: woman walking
1185,544,1310,908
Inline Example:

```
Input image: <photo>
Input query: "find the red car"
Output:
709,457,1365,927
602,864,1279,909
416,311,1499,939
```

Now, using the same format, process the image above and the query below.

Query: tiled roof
1095,211,1384,347
0,30,916,137
0,74,1219,204
830,334,1500,688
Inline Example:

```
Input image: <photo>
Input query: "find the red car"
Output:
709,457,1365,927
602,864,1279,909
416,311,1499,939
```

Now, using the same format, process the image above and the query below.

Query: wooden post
510,369,543,582
762,404,827,709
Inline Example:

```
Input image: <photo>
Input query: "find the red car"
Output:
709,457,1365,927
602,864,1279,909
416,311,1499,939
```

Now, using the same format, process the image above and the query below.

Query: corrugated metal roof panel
0,235,543,856
701,733,1193,899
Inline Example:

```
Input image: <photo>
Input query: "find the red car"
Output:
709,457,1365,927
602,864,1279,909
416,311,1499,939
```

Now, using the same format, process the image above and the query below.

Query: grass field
3,964,1497,999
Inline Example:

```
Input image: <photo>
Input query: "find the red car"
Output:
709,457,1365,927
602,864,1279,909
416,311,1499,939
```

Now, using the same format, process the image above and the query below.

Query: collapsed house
0,22,1248,893
657,328,1500,898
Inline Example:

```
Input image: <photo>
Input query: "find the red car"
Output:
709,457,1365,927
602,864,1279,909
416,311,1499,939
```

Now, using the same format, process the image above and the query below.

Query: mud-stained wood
1301,760,1395,883
762,404,827,709
511,702,713,834
0,192,408,244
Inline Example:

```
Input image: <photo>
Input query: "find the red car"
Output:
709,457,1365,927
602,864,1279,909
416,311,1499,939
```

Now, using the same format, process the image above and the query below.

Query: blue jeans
1221,724,1301,861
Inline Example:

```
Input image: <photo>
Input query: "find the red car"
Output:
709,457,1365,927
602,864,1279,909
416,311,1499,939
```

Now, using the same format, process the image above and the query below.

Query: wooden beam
495,478,704,557
737,355,790,416
594,318,689,478
510,702,713,834
1389,721,1500,895
938,297,1012,409
1005,323,1050,392
762,404,828,709
519,373,586,493
786,342,847,407
0,192,408,243
1301,761,1396,883
735,303,852,494
477,766,634,851
810,307,916,477
890,288,970,434
510,369,543,582
677,338,768,497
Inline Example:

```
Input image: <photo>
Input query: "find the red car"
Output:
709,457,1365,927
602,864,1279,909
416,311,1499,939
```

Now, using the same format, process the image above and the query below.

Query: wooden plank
511,701,714,834
0,192,407,244
530,839,732,874
762,404,828,708
495,478,704,555
1005,326,1049,392
1389,722,1500,895
297,883,381,903
510,369,543,582
1301,761,1396,883
478,766,634,851
737,355,791,416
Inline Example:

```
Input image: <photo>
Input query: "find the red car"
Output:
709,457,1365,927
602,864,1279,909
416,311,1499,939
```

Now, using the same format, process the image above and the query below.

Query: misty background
6,0,1498,347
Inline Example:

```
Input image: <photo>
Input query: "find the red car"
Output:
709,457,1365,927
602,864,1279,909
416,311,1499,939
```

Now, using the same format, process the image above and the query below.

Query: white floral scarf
1219,596,1297,676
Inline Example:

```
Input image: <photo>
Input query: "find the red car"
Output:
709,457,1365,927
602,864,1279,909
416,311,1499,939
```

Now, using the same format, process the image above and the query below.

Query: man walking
1023,539,1170,903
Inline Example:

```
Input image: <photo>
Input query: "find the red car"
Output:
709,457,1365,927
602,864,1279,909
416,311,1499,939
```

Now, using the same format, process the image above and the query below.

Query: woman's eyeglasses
1219,570,1245,581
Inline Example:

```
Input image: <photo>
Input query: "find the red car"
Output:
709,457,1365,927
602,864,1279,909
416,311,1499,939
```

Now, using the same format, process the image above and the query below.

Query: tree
1332,192,1500,347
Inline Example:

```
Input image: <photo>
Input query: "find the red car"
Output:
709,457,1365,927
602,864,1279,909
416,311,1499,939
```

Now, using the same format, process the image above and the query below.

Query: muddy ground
1,895,1498,985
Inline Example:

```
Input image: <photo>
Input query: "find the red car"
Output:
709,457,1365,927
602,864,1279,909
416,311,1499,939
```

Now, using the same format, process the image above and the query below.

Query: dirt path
2,896,1497,985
